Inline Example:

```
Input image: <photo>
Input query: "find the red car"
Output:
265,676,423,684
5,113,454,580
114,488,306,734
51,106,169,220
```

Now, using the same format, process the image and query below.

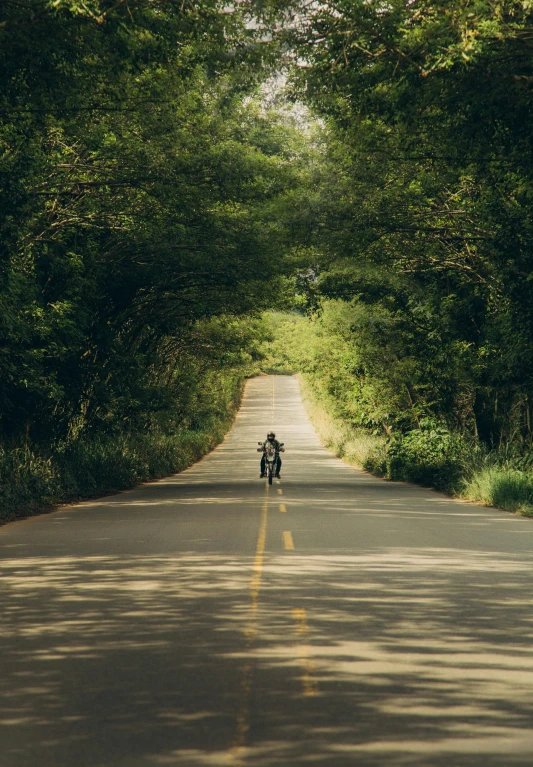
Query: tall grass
300,374,533,517
0,383,243,525
461,466,533,516
299,376,388,473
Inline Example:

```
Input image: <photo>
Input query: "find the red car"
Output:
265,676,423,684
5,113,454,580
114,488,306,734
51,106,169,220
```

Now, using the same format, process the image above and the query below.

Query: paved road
2,375,533,767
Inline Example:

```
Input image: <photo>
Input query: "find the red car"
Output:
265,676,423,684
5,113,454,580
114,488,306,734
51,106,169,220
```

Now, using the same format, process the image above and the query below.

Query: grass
299,374,533,518
298,376,388,474
461,466,533,517
7,369,533,523
0,382,243,526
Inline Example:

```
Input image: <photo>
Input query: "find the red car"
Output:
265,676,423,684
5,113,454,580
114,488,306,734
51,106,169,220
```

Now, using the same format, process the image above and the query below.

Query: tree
261,0,533,445
0,0,306,446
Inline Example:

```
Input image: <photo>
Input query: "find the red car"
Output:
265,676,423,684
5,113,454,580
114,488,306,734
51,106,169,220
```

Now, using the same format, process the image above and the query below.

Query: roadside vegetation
257,0,533,519
4,0,533,522
0,316,267,522
262,312,533,517
0,390,237,522
0,0,310,522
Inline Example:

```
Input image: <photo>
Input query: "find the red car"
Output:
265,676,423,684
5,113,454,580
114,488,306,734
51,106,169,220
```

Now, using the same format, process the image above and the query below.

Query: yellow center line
292,607,318,697
279,503,287,513
250,498,268,609
228,486,269,765
282,530,295,550
277,488,282,495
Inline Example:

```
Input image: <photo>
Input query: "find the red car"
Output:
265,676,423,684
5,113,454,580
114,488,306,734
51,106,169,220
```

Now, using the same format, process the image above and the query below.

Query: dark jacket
262,438,282,452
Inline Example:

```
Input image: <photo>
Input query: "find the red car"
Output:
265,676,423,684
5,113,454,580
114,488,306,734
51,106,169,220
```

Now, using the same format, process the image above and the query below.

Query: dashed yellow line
292,607,318,697
279,503,287,513
283,530,295,550
250,499,268,609
277,488,282,495
228,487,269,765
229,663,252,765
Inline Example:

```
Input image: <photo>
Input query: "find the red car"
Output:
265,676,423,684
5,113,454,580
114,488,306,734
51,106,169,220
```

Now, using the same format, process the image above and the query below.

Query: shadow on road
2,546,533,766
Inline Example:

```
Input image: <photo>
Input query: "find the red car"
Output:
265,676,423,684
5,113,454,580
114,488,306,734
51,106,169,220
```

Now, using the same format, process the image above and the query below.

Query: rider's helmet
267,431,275,439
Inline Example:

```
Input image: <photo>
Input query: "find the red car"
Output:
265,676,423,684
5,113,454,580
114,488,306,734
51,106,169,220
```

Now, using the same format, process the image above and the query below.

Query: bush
299,375,388,473
0,377,243,525
386,418,478,492
277,342,533,517
462,466,533,516
0,446,62,517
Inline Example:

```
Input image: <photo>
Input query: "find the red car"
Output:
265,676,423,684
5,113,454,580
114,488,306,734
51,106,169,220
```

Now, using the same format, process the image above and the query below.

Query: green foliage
265,311,533,513
297,376,388,475
0,362,245,522
260,0,533,450
261,305,420,432
462,467,533,517
387,419,478,491
264,311,475,489
0,0,311,521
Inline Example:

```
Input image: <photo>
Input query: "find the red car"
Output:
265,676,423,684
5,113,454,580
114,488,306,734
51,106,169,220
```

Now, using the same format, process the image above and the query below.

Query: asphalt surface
2,374,533,767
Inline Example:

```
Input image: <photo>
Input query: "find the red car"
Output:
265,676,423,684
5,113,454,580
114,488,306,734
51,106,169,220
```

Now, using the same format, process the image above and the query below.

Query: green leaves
257,0,533,448
0,0,306,447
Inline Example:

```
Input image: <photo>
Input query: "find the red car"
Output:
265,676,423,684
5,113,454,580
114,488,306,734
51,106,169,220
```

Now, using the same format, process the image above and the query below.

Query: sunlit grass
299,376,388,474
461,466,533,517
299,373,533,518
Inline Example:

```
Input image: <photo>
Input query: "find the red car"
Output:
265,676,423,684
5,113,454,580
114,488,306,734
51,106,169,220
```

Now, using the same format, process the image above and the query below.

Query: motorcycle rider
258,431,285,478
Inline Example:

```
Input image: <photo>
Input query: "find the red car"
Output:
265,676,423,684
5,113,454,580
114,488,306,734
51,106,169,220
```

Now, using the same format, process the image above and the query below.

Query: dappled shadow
2,547,533,766
3,376,533,765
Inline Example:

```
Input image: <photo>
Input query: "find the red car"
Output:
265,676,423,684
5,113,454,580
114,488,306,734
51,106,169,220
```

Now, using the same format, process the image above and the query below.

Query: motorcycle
258,440,284,485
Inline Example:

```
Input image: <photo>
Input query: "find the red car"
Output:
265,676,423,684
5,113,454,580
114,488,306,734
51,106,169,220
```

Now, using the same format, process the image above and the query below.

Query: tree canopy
3,0,533,472
271,0,533,446
1,0,311,447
